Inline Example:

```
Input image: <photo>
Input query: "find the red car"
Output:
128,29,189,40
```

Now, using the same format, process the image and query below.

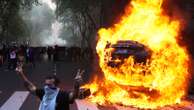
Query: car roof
110,40,144,48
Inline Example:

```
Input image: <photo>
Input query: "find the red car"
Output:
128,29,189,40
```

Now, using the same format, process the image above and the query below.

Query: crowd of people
0,43,94,70
46,46,94,62
0,44,35,70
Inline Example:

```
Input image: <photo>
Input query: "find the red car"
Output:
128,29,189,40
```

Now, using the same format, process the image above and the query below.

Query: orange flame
83,0,190,109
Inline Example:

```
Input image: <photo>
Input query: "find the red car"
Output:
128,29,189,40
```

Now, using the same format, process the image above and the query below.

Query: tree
0,0,38,41
55,0,101,48
55,0,130,48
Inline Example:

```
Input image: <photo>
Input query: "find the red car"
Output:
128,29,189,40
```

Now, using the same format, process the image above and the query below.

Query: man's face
44,78,56,89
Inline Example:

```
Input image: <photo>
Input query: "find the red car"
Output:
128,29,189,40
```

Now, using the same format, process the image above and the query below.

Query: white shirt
10,51,16,59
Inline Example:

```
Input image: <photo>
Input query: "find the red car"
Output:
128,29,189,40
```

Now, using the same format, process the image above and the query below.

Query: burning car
83,0,190,108
104,40,152,67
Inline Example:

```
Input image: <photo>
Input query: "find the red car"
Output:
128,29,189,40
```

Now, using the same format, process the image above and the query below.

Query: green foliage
0,0,38,41
8,14,29,40
56,0,97,15
55,0,101,47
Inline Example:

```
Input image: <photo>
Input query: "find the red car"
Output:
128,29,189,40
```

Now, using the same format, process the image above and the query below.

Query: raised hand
75,69,84,82
15,64,23,75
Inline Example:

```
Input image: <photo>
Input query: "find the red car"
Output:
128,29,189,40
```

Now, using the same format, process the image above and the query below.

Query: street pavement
1,58,194,110
0,59,93,110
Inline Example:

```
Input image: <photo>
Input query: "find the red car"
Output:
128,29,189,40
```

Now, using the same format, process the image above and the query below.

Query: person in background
16,65,84,110
8,48,17,70
2,44,7,63
47,46,53,61
0,49,3,67
0,44,4,67
17,45,25,67
26,47,35,67
53,45,59,62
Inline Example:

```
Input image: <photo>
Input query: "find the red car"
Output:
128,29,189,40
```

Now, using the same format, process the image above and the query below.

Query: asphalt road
0,57,194,110
0,58,93,110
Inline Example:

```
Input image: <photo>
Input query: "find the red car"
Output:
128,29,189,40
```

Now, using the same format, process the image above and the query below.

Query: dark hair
45,74,60,86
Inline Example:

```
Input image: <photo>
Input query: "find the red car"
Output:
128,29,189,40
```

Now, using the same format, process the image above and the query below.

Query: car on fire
104,40,152,67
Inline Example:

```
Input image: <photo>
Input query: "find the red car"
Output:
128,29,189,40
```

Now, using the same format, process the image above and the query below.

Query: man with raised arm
16,65,84,110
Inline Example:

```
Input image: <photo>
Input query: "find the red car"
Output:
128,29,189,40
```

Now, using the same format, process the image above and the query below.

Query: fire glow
83,0,190,109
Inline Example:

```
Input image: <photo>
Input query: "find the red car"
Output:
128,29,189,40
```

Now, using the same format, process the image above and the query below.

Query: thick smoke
21,0,74,46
